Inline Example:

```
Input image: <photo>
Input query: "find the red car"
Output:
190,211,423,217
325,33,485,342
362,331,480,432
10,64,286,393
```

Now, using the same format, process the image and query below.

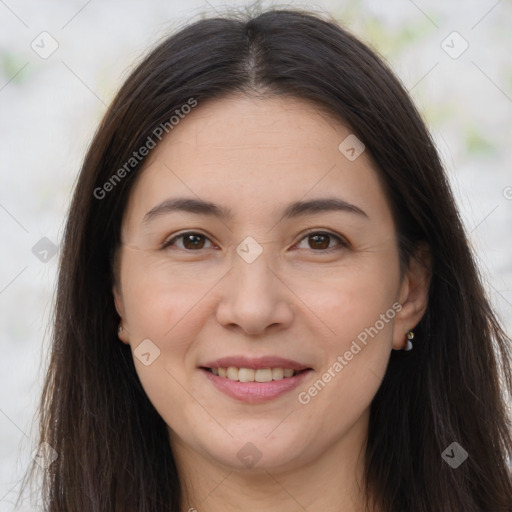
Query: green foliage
464,124,496,155
0,50,29,85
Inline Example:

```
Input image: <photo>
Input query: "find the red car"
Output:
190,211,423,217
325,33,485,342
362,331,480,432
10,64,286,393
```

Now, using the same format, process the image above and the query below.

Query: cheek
322,281,398,349
117,253,210,400
117,257,211,421
290,252,400,347
119,248,223,341
292,254,399,411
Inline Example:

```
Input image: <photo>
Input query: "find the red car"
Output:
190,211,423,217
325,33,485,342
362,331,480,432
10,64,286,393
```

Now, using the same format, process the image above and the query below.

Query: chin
193,425,312,471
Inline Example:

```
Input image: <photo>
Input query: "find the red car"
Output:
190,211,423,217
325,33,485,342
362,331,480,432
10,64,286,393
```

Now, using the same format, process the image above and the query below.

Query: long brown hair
26,8,512,512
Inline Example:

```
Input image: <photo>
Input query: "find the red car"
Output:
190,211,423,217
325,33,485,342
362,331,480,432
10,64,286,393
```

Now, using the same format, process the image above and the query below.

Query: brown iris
308,233,331,250
182,234,206,250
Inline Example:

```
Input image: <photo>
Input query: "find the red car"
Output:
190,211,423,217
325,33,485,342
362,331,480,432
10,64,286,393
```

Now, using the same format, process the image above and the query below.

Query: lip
202,368,312,403
200,356,313,403
202,356,310,371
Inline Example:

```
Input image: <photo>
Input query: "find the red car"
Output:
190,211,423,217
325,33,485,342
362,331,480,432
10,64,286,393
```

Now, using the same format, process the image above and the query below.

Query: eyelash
161,230,349,253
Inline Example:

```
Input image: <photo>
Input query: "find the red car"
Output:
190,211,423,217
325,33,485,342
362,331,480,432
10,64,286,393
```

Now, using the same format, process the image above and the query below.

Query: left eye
295,232,346,251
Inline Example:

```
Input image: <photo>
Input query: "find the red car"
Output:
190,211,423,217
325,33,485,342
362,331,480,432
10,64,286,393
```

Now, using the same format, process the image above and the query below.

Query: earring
405,330,414,351
118,324,122,335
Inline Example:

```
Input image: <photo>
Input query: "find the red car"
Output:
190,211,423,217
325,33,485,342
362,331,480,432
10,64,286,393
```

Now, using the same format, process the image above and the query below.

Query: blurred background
1,0,511,509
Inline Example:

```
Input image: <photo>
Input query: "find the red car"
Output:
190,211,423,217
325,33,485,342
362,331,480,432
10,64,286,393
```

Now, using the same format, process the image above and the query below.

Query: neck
172,409,377,512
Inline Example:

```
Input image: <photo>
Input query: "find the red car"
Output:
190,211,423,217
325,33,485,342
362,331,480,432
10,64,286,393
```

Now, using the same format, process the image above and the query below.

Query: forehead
123,95,392,227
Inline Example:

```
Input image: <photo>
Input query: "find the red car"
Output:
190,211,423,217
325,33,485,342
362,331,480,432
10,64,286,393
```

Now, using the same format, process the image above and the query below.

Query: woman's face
114,95,428,472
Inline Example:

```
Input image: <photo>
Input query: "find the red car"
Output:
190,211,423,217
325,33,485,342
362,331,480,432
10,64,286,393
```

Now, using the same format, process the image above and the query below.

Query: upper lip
201,356,312,371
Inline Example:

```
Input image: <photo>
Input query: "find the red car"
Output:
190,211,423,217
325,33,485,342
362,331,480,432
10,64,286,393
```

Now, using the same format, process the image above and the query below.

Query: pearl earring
405,330,414,351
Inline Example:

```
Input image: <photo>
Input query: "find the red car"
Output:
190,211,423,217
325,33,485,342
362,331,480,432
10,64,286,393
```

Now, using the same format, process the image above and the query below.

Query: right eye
162,232,216,251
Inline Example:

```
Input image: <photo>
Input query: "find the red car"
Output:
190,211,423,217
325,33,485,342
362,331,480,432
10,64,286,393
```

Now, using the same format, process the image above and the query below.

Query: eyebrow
142,196,368,224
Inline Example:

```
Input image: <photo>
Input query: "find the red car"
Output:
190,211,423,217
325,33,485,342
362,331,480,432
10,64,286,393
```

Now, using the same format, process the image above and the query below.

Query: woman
28,8,512,512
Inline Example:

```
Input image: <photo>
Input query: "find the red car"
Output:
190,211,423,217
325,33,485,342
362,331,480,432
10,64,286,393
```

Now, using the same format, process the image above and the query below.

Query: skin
113,95,430,512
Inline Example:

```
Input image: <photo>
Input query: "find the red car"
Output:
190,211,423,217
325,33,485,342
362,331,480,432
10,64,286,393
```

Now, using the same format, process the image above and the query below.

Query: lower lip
202,369,312,403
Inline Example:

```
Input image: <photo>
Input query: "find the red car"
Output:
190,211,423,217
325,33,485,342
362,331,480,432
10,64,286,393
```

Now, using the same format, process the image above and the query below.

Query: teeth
239,368,255,382
272,368,284,380
227,367,239,380
210,366,300,382
255,368,272,382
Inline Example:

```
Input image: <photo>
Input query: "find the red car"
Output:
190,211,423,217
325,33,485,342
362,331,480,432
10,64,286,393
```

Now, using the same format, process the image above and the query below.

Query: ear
113,282,130,345
392,244,431,350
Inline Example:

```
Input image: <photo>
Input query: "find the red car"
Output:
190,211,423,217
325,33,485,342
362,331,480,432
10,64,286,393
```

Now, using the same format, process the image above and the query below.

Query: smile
200,356,313,403
205,366,304,382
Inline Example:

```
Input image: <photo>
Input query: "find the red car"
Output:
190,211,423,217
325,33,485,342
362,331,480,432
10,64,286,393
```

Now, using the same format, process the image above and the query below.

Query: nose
215,250,294,336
